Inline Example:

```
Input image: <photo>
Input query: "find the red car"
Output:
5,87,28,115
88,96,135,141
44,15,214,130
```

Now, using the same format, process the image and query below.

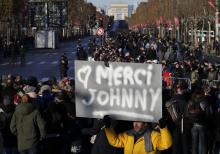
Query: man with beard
104,116,172,154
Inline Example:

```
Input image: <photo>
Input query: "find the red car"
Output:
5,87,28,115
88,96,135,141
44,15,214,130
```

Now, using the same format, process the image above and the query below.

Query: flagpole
216,0,219,40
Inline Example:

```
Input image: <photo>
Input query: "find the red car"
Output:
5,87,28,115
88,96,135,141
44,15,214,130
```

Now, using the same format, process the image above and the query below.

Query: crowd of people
0,30,220,154
0,38,26,65
0,75,80,154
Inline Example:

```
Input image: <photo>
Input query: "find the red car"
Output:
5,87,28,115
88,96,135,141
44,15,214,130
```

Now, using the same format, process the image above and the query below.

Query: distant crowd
0,38,26,65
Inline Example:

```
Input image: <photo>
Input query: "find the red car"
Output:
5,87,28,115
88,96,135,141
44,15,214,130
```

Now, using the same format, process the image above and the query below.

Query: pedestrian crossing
51,61,58,64
0,60,75,66
26,61,34,65
0,52,75,67
40,52,75,56
39,61,46,64
1,62,9,66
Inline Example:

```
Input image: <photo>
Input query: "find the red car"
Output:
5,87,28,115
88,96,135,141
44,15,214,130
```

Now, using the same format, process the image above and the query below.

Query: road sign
96,27,104,36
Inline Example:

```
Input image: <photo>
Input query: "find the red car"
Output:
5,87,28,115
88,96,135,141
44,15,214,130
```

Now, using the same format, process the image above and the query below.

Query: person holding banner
103,116,172,154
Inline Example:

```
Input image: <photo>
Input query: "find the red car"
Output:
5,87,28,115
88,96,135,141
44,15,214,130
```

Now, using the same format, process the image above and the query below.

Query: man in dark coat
168,85,191,154
76,44,88,60
0,104,17,154
81,119,115,154
2,77,16,105
60,53,68,79
10,95,46,154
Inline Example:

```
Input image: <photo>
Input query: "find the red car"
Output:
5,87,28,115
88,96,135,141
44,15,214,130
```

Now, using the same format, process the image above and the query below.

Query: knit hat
39,85,51,95
23,85,36,94
27,92,38,98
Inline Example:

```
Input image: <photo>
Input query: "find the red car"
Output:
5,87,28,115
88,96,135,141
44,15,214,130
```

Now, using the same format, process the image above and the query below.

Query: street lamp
7,18,10,45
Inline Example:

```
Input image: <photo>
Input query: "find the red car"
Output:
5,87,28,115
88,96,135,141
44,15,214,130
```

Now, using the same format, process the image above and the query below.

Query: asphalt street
0,38,90,79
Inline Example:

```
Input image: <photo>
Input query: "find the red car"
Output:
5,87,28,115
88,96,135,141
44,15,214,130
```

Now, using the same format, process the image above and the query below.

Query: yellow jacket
105,127,172,154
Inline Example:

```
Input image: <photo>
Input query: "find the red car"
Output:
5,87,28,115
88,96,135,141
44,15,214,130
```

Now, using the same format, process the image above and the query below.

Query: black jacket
82,119,115,154
0,104,17,148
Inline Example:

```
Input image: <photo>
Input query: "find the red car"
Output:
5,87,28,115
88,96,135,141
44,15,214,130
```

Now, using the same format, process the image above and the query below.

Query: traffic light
107,16,114,31
88,18,94,28
92,14,96,27
99,17,103,28
88,14,96,28
107,24,111,31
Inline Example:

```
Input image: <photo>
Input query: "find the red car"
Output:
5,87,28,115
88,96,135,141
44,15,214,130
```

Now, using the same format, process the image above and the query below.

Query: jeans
19,145,38,154
191,124,207,154
2,148,18,154
172,123,191,154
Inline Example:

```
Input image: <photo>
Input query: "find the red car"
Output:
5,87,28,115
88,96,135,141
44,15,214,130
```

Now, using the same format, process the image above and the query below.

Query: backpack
165,99,183,122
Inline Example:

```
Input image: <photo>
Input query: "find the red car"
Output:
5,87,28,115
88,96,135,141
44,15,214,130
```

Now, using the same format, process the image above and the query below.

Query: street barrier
163,77,220,90
163,76,191,90
202,79,220,87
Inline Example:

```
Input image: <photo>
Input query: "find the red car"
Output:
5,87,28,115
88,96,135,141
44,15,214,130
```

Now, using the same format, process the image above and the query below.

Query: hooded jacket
105,127,172,154
10,103,46,151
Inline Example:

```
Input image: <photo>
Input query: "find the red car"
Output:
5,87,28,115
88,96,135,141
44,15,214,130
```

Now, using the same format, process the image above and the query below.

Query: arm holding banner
151,128,173,151
81,119,104,136
104,127,127,148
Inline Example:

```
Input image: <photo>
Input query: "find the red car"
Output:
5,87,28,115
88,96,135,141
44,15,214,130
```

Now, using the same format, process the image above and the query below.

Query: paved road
0,38,90,79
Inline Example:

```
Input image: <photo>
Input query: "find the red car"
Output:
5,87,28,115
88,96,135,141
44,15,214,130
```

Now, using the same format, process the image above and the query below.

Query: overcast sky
87,0,144,9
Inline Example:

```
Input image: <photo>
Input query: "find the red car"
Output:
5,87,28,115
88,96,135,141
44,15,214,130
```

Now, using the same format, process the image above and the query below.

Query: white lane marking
39,61,46,64
1,62,9,66
51,61,58,64
27,61,34,65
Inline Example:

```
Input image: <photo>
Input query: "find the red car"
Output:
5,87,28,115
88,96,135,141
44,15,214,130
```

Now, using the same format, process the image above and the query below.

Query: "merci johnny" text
77,64,161,112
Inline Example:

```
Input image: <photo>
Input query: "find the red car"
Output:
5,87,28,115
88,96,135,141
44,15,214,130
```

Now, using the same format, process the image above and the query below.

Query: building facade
28,0,68,29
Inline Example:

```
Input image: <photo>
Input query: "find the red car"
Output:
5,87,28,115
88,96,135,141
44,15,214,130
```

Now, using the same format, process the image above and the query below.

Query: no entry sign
96,27,104,36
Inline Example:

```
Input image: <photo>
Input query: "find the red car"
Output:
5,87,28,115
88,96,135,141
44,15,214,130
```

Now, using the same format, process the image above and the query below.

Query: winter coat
10,103,46,151
2,85,16,104
0,104,17,148
82,119,115,154
147,49,157,60
207,70,217,80
76,48,88,60
191,70,199,84
185,97,212,126
104,127,172,154
173,68,183,78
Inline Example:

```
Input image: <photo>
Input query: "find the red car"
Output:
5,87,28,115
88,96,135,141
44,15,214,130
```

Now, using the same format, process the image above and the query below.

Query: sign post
96,27,104,45
96,27,104,36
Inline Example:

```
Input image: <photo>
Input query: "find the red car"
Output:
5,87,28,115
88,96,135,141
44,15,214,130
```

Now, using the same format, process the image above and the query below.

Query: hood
16,103,35,116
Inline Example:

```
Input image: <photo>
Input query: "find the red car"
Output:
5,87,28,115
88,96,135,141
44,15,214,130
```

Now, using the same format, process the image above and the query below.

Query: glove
159,118,167,129
103,115,111,128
